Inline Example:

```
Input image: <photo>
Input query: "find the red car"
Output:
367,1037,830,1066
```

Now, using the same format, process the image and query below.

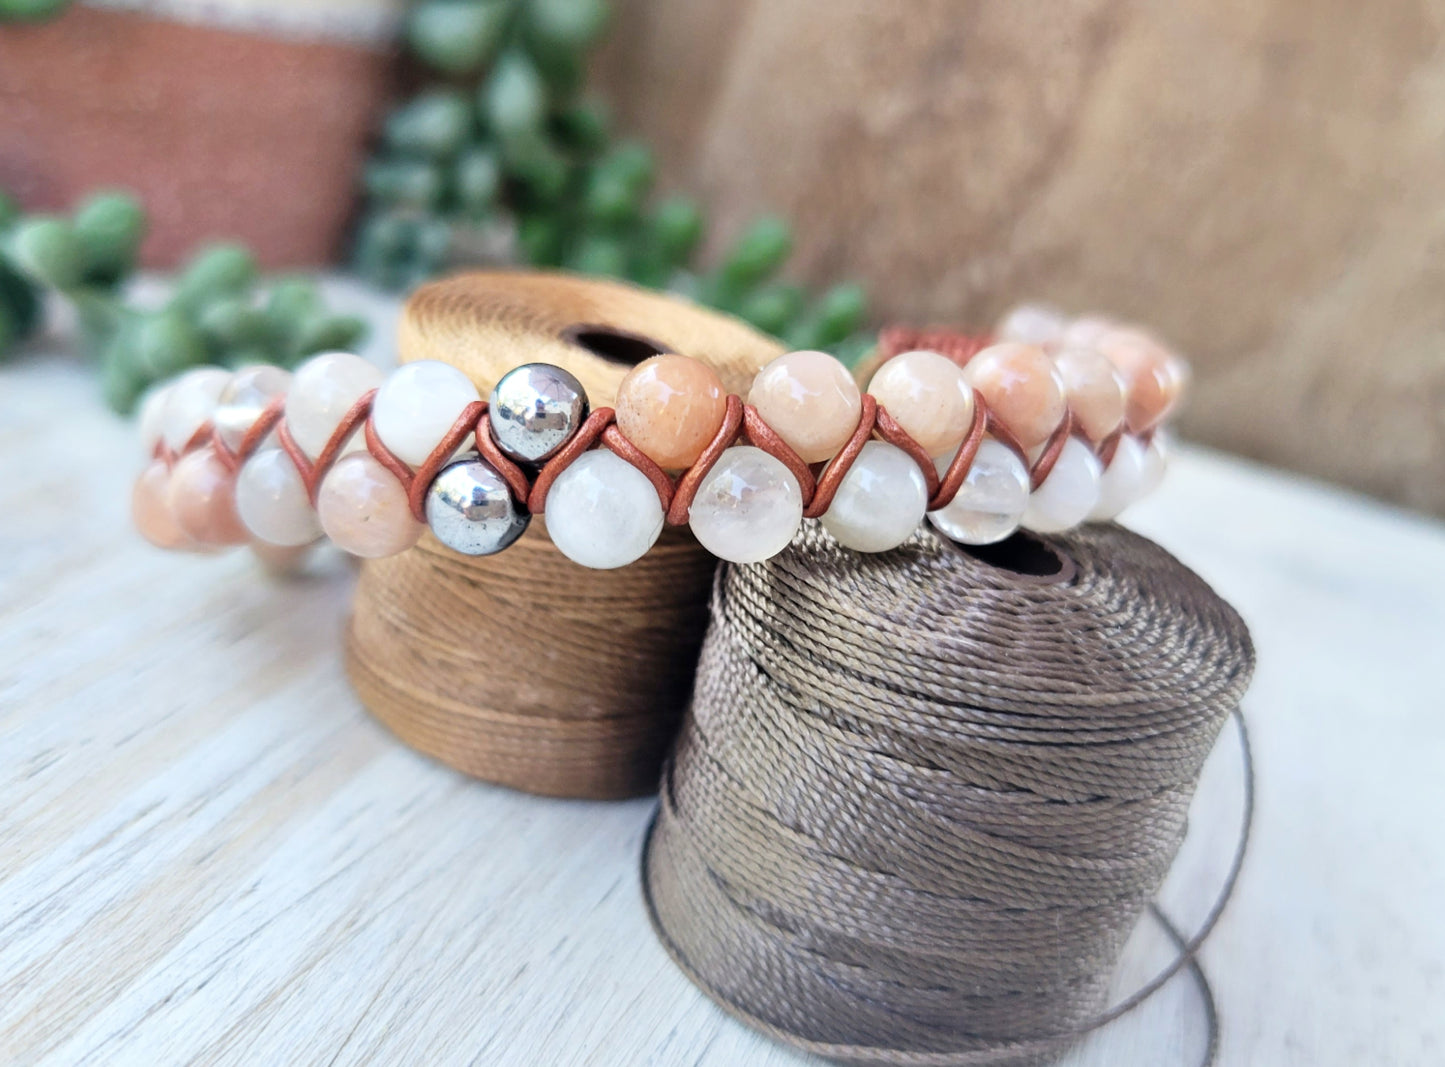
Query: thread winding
643,521,1255,1066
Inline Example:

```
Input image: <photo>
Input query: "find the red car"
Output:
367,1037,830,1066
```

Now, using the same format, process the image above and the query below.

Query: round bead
214,364,291,453
317,453,422,559
161,367,231,452
614,354,727,469
820,441,929,553
371,359,482,467
1053,346,1126,443
286,351,383,460
425,457,531,556
1094,328,1184,433
1140,431,1169,497
746,350,861,463
1022,437,1102,534
167,447,248,546
544,449,664,569
688,445,803,563
1090,433,1147,521
137,384,171,457
488,363,589,463
927,438,1030,546
995,303,1067,349
235,449,322,547
866,349,976,458
962,343,1067,452
1060,315,1116,351
132,460,192,549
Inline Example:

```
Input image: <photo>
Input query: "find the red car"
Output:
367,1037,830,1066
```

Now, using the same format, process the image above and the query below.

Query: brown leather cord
643,522,1255,1066
154,330,1126,534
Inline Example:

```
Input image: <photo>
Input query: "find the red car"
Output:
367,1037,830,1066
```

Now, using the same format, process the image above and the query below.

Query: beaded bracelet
131,305,1185,570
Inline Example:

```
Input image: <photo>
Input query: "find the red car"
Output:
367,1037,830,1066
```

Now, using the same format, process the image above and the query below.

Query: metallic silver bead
488,363,589,463
425,458,531,556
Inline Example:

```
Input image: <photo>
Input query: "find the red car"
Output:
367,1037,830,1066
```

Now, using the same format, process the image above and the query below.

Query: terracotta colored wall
0,5,395,267
595,0,1445,516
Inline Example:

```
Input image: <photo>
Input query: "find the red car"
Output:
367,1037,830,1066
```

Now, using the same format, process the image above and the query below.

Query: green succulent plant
354,0,874,363
0,189,368,413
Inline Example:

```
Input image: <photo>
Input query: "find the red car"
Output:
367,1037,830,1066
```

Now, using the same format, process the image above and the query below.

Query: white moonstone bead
235,449,322,547
161,367,232,452
215,364,291,453
688,445,803,564
371,360,482,467
1139,431,1169,497
1089,434,1147,521
285,351,383,460
820,441,928,553
1022,437,1102,533
544,449,664,569
927,438,1030,545
995,303,1067,349
137,383,171,456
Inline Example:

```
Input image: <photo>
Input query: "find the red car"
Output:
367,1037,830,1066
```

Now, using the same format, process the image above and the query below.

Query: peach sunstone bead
614,354,728,470
1093,328,1187,433
316,453,422,559
866,349,976,458
132,460,194,550
746,350,862,463
1053,346,1127,443
168,448,249,546
962,342,1068,452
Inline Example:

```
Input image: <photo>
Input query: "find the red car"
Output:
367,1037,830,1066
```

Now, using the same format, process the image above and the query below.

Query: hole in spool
561,324,672,366
955,531,1075,584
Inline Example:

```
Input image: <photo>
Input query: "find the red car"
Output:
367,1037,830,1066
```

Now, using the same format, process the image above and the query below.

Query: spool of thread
643,521,1254,1063
346,271,783,799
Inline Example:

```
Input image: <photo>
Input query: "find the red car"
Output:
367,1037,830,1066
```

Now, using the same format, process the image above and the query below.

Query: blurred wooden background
596,0,1445,517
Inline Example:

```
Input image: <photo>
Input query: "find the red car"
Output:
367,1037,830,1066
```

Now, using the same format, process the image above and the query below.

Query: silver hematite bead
425,458,531,556
488,363,589,463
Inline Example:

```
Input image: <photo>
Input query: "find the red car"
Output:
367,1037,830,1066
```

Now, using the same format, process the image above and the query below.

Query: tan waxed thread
643,521,1255,1066
345,272,784,799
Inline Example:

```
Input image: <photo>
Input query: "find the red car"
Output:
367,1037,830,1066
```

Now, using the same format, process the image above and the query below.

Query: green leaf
384,89,474,159
454,147,503,214
0,0,73,23
73,189,146,284
171,243,257,312
405,0,510,76
0,261,41,341
363,159,446,210
504,135,573,206
484,51,549,142
738,283,804,338
518,213,566,267
5,216,84,289
130,310,206,379
265,277,323,346
294,314,368,357
719,216,792,294
0,190,18,232
810,283,868,348
566,233,628,277
198,296,275,353
525,0,609,52
553,99,611,155
649,196,704,267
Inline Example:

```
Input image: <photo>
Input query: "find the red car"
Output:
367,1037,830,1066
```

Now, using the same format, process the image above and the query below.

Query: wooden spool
345,271,783,799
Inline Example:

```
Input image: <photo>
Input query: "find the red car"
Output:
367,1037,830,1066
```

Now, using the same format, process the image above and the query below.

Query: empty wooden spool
345,271,784,799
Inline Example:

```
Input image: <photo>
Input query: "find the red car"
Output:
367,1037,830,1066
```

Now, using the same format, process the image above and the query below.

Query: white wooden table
2,284,1442,1066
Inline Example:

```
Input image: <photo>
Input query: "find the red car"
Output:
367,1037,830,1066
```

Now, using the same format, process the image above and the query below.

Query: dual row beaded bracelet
131,305,1184,570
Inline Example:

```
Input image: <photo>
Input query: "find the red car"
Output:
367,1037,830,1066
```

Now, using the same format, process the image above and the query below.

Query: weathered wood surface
596,0,1445,518
1,281,1442,1065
